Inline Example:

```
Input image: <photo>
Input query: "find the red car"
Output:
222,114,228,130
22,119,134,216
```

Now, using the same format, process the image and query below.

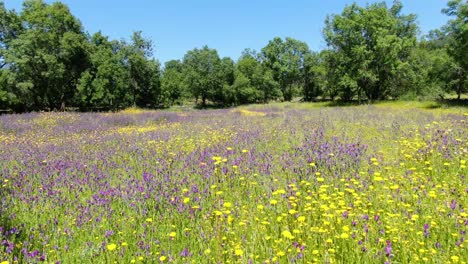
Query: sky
4,0,449,64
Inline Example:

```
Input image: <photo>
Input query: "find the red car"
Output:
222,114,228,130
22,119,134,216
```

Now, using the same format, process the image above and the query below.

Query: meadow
0,103,467,263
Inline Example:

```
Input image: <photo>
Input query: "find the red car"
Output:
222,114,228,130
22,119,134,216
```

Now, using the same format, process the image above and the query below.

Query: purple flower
342,211,349,218
180,247,192,257
450,200,457,210
423,223,430,238
385,240,392,257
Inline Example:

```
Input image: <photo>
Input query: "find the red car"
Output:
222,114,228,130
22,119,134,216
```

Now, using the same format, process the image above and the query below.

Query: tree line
0,0,466,112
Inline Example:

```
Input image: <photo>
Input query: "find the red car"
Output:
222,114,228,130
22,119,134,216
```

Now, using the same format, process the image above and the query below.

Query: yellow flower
277,251,285,256
282,230,295,239
235,249,243,256
0,261,9,264
340,233,349,239
270,199,278,205
121,242,128,246
312,250,319,255
223,202,232,208
146,218,153,222
159,256,167,261
169,231,177,238
204,249,211,255
183,197,190,204
451,256,459,263
107,243,117,251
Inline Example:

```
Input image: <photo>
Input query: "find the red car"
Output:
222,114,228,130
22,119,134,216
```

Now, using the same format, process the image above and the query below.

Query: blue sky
4,0,449,63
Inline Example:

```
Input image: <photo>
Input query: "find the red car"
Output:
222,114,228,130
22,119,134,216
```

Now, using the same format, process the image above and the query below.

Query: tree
261,37,311,101
125,31,160,107
76,32,131,110
3,0,89,110
303,52,326,101
442,0,467,99
182,46,223,106
323,1,417,102
161,60,185,106
235,49,279,104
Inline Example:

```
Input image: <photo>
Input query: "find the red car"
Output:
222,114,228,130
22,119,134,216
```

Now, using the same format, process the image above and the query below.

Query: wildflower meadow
0,103,467,263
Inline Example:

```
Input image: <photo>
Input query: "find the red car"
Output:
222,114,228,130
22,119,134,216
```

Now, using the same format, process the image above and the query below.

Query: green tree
236,49,279,103
161,60,185,106
4,0,89,110
76,32,131,110
442,0,467,99
323,1,417,102
182,46,223,106
303,52,326,101
125,31,160,107
261,37,311,101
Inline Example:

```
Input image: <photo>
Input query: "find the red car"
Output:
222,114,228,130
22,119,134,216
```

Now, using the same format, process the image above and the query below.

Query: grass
0,102,467,263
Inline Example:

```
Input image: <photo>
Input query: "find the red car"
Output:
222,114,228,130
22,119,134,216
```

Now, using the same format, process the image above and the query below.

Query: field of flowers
0,103,467,263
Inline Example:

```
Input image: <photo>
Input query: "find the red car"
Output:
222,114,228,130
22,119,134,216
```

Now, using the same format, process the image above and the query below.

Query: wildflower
340,233,349,239
180,248,192,257
423,224,430,238
235,249,243,256
450,256,459,263
107,243,117,251
159,256,166,261
204,249,211,255
223,202,232,208
282,230,295,239
385,240,392,257
146,218,153,222
169,232,177,238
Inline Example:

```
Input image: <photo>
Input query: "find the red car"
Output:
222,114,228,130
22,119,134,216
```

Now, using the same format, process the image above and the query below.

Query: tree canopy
0,0,466,112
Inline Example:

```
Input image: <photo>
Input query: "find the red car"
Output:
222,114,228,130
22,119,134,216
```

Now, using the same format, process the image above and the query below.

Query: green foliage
76,33,132,110
161,60,185,106
235,50,280,104
323,1,417,101
182,46,225,106
5,1,89,110
0,0,466,111
261,37,311,101
441,0,468,99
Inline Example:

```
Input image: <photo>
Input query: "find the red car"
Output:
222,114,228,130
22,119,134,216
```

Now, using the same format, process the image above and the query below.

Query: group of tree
0,0,466,112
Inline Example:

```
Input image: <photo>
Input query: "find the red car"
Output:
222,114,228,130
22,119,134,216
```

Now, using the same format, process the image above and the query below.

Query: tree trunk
457,70,464,101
